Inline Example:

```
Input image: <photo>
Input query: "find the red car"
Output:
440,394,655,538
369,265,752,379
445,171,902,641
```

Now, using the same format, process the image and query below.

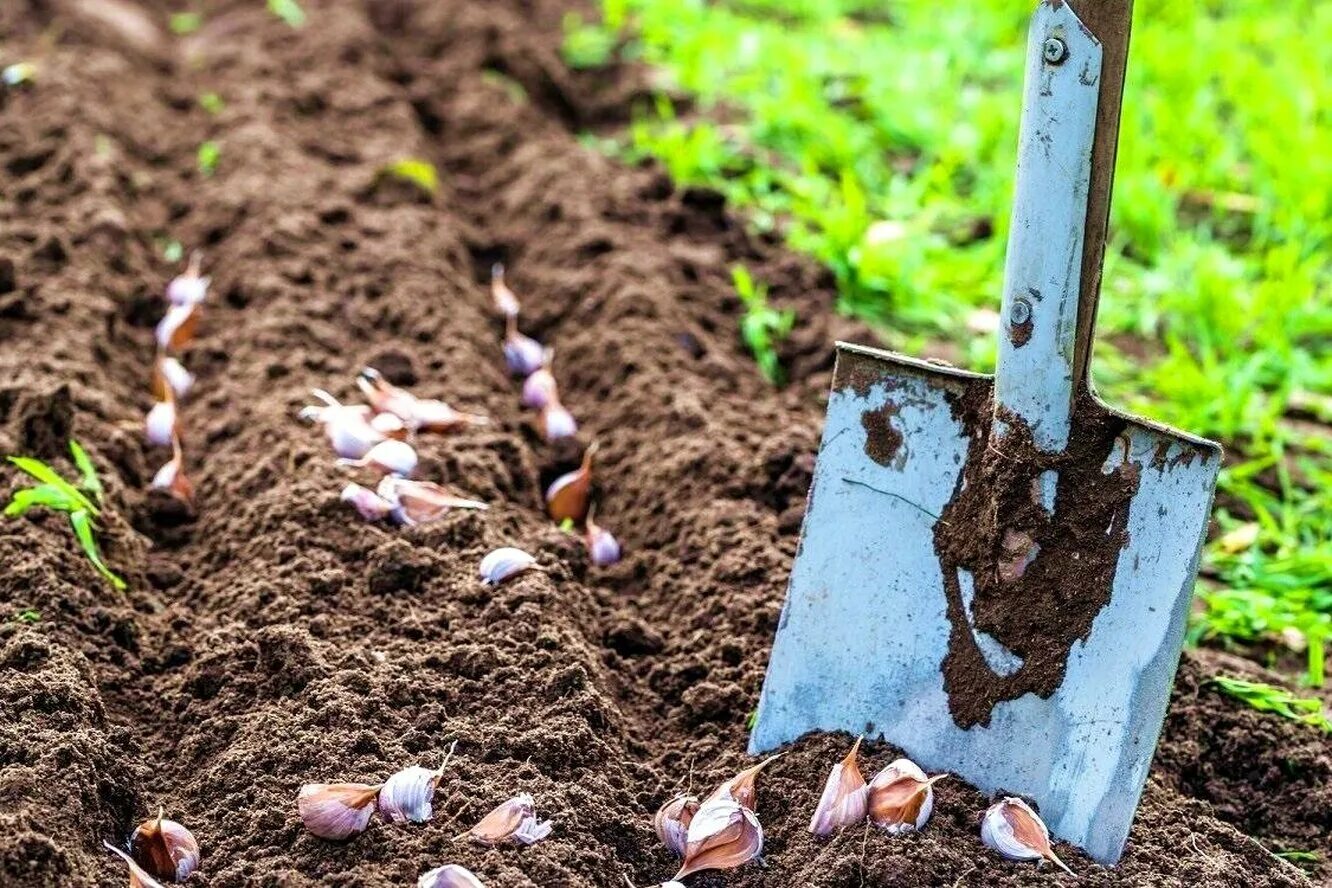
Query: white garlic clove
673,799,763,880
867,758,945,834
504,318,545,377
539,401,578,443
654,794,699,857
419,863,486,888
165,252,209,306
150,437,193,504
545,442,597,523
300,390,385,459
342,483,395,522
145,400,177,448
490,262,520,319
378,762,447,824
980,797,1074,875
128,808,200,882
337,438,418,477
370,411,409,438
298,782,382,840
155,303,199,352
704,752,784,812
808,737,868,837
104,840,169,888
460,793,553,846
584,510,622,566
478,547,539,586
377,477,487,526
521,352,557,409
152,355,194,400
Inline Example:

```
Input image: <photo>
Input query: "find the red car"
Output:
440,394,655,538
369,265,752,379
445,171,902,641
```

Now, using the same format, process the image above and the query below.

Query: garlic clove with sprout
490,262,520,319
808,737,868,836
145,399,177,448
155,302,199,352
584,508,621,566
151,436,193,504
298,782,382,840
478,547,539,586
654,794,700,857
704,753,784,812
545,442,597,523
151,354,194,401
165,251,209,306
538,401,578,443
521,350,558,409
419,864,486,888
376,477,487,526
673,799,763,880
459,793,553,846
342,483,395,521
980,797,1074,875
128,807,200,882
356,368,488,433
337,438,418,477
104,840,168,888
867,758,945,834
379,746,455,824
300,389,386,459
504,317,545,377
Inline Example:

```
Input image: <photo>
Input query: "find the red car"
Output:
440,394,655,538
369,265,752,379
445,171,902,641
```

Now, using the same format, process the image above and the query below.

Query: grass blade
4,484,78,517
68,509,126,590
68,440,103,504
7,456,97,514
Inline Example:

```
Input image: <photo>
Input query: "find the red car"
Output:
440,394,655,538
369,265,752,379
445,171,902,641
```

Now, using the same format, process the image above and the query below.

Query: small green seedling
13,609,40,624
169,11,203,35
733,264,795,386
162,239,185,263
378,158,439,197
199,92,225,116
1210,676,1331,733
5,441,125,590
197,141,221,176
268,0,306,29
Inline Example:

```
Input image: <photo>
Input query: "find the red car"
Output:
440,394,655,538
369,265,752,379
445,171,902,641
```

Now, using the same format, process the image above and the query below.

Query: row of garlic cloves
143,255,207,505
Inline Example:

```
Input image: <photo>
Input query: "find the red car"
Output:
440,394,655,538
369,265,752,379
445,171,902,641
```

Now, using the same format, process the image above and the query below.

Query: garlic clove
104,840,169,888
165,251,209,306
653,794,700,857
378,749,454,824
413,399,490,434
358,368,487,433
151,437,193,504
478,547,539,586
145,400,177,448
673,799,763,880
460,793,553,846
343,482,395,521
298,782,382,840
704,752,784,812
337,438,418,477
490,262,520,319
503,317,545,377
808,737,868,837
371,411,409,438
419,863,486,888
377,477,487,526
980,797,1074,875
155,303,199,352
545,442,597,523
301,389,385,459
867,758,945,834
128,807,200,882
151,355,194,400
585,510,621,566
521,351,558,409
538,401,578,443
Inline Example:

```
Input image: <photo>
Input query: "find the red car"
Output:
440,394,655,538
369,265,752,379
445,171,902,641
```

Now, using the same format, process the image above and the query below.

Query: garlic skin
152,355,194,400
867,758,944,834
808,737,868,837
166,252,209,306
104,840,168,888
673,799,763,880
301,390,385,459
521,353,557,409
704,753,784,812
419,864,486,888
654,794,699,857
538,401,578,443
377,763,446,824
545,442,597,524
145,400,177,448
342,482,395,521
461,793,553,846
377,476,488,526
155,303,199,352
491,262,520,319
128,808,200,882
504,318,545,377
297,782,382,840
337,438,418,477
980,797,1074,876
478,547,539,586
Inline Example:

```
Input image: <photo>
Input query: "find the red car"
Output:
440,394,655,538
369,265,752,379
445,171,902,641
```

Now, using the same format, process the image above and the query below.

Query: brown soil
0,2,1326,887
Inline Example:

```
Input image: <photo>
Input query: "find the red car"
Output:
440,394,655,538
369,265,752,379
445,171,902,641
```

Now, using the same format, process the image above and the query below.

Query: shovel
750,0,1220,865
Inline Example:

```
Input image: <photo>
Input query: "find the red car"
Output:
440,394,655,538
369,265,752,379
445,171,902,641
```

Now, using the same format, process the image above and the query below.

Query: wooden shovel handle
1066,0,1133,389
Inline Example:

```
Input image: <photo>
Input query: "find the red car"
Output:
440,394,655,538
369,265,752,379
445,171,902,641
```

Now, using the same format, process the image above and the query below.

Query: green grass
565,0,1332,689
1210,676,1332,733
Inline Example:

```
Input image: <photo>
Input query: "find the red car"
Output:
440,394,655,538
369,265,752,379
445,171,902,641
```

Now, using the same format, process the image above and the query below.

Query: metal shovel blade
750,0,1221,864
